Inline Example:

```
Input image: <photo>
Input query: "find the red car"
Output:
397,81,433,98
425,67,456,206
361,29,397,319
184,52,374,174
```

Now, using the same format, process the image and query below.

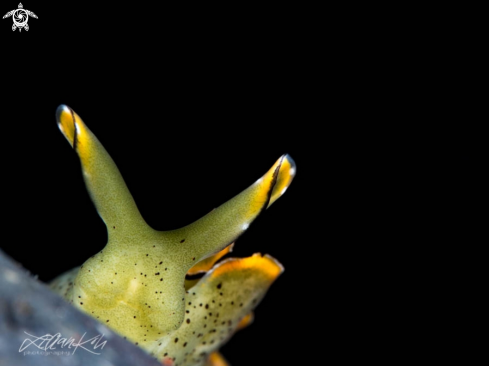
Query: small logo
3,3,37,32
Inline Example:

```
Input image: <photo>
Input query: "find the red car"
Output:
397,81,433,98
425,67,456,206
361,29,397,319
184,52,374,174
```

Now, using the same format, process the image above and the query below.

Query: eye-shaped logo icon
3,3,37,32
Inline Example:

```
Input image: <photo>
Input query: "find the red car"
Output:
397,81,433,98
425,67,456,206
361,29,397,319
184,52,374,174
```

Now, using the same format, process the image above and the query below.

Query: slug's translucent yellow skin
49,105,296,366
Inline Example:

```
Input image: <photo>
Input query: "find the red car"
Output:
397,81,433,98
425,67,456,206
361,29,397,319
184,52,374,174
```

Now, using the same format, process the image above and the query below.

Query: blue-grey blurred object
0,249,162,366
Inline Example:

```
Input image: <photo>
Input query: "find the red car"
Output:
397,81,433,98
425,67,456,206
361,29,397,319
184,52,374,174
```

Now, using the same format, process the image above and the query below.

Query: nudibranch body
49,105,296,366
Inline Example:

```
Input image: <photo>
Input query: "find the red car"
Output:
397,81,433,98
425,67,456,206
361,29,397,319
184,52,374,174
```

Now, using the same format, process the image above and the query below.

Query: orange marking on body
236,312,254,330
161,357,174,366
210,254,283,281
207,352,229,366
187,244,234,275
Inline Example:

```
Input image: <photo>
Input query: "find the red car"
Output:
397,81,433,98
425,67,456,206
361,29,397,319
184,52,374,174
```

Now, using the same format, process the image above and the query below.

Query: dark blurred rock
0,249,162,366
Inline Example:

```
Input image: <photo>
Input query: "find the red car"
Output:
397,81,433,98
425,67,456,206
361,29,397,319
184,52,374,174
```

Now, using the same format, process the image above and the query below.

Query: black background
1,3,324,365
